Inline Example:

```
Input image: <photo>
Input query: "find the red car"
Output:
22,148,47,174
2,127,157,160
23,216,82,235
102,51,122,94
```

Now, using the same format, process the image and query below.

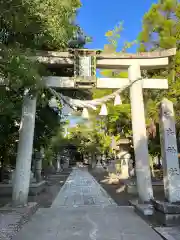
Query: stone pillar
91,154,96,169
96,155,102,166
120,152,131,179
102,154,106,162
94,155,105,172
56,154,62,172
63,156,69,169
128,63,153,202
159,98,180,203
35,151,42,182
12,94,37,206
88,153,91,165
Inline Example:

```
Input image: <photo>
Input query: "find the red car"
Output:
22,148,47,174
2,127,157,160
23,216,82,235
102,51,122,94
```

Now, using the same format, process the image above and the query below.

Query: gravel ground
0,169,72,239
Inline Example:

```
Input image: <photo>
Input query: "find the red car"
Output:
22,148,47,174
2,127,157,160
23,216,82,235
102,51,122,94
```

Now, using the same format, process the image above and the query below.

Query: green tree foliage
92,22,135,138
68,123,114,156
138,0,180,155
0,0,86,166
0,0,81,50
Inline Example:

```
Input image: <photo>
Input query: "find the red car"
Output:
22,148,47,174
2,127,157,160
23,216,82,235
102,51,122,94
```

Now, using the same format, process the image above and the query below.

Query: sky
77,0,157,52
69,0,157,127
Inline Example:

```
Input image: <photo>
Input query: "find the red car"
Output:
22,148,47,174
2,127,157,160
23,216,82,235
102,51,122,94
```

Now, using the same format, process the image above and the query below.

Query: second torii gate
12,48,176,205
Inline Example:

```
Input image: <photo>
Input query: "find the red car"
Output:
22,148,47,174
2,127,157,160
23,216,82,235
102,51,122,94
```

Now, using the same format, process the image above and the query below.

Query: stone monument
159,98,180,202
56,154,62,172
34,150,43,182
152,98,180,226
93,155,105,172
120,151,131,179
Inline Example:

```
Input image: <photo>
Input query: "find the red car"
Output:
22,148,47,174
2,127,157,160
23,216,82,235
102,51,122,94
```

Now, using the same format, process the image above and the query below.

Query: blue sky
77,0,157,52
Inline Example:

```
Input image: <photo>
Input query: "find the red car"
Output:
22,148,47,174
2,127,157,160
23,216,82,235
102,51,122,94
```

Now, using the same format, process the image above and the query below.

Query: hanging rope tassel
99,104,108,116
81,107,89,119
114,94,122,106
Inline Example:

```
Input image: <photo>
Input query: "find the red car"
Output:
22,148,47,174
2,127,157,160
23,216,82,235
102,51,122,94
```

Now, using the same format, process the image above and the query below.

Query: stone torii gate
12,48,176,205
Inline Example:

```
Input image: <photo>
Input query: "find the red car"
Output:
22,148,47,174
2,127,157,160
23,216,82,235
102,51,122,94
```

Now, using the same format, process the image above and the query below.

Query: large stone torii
12,48,176,205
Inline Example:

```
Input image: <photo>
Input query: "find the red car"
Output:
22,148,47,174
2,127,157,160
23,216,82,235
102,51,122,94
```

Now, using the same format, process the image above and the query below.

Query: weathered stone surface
0,202,38,240
12,95,37,206
129,199,154,216
159,98,180,203
51,168,115,207
129,63,153,202
152,200,180,226
152,199,180,214
154,210,180,227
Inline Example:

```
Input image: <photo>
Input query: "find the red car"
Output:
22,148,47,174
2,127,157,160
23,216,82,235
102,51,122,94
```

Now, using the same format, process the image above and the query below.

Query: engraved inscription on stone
168,168,180,176
159,98,180,202
166,128,175,136
166,146,177,154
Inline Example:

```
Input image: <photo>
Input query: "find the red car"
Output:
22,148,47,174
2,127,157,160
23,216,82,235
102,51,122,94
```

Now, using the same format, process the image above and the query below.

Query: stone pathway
12,168,163,240
51,167,116,207
155,227,180,240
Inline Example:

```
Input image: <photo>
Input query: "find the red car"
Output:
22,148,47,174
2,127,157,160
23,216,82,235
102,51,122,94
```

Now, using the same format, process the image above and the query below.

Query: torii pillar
12,92,37,206
128,63,153,202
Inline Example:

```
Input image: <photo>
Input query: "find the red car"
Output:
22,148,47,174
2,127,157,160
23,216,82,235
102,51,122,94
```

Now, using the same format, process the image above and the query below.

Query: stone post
12,93,37,206
88,153,91,165
91,154,96,169
35,150,43,182
120,152,131,179
96,155,102,166
94,155,105,172
128,63,153,202
56,154,62,172
159,98,180,203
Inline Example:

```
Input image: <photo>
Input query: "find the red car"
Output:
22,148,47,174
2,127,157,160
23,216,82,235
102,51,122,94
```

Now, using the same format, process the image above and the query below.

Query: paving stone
12,168,163,240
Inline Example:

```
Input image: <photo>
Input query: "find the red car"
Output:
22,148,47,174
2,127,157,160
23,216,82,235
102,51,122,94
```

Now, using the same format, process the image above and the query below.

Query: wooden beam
43,76,168,89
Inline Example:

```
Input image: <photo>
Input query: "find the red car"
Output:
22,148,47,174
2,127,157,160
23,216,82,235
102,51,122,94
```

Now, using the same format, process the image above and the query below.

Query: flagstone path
13,168,163,240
